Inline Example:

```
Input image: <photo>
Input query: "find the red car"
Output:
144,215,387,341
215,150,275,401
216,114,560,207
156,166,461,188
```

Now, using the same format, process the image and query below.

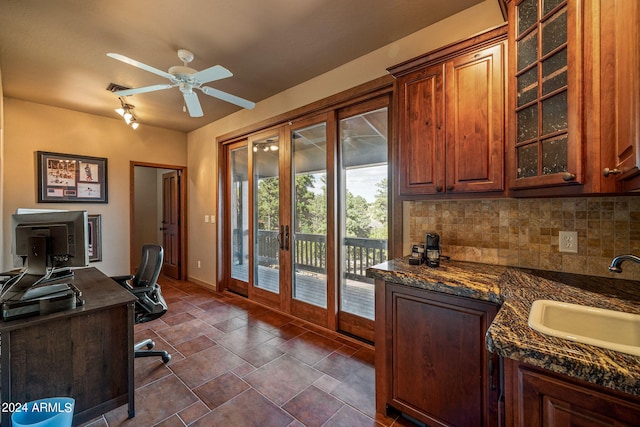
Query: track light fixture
252,139,279,152
115,97,139,130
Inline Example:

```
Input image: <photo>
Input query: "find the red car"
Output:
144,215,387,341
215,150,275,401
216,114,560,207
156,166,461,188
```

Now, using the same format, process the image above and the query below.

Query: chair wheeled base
134,338,171,363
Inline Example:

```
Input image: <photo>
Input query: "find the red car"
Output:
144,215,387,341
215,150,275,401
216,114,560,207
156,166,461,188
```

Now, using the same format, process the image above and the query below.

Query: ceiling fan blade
183,91,203,117
200,86,255,109
113,84,175,96
193,65,233,84
107,53,174,80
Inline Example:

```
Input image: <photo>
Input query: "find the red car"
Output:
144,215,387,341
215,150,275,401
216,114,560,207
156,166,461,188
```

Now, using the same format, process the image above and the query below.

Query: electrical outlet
559,231,578,253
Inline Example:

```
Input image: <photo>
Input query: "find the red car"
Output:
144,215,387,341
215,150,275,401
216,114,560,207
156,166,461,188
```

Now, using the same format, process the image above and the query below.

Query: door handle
277,225,284,250
284,225,290,251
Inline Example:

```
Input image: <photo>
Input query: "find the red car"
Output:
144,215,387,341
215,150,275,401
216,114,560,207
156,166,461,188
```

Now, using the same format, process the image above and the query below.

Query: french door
227,140,250,295
222,98,389,340
243,115,334,326
337,98,389,341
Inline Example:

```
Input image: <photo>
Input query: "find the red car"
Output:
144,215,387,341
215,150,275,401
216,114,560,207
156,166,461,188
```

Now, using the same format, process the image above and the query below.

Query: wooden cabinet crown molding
387,24,508,78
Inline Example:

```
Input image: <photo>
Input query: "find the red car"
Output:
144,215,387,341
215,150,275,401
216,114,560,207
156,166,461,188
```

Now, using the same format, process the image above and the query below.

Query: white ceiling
0,0,485,133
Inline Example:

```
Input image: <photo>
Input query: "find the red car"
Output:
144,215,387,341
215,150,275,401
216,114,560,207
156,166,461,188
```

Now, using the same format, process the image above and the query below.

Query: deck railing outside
256,230,387,281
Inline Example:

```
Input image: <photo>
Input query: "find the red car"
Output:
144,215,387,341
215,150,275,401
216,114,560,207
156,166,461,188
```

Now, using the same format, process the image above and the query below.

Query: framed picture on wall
37,151,108,203
88,214,102,262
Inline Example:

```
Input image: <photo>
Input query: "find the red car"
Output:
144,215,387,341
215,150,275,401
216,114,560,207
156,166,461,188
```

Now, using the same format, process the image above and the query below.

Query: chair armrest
130,285,156,297
111,275,134,287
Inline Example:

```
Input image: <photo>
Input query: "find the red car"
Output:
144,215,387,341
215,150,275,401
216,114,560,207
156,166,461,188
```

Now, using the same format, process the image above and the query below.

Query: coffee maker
425,233,440,267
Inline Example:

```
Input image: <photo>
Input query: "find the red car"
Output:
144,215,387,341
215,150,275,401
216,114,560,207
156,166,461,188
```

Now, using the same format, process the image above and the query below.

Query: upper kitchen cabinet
389,25,507,197
601,0,640,191
507,0,640,195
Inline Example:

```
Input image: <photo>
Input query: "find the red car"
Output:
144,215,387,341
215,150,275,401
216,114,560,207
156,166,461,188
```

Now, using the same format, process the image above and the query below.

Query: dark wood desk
0,267,136,426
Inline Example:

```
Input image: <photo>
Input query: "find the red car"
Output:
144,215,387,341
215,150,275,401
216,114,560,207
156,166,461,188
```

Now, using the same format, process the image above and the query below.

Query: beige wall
186,0,506,286
133,167,160,266
2,98,187,275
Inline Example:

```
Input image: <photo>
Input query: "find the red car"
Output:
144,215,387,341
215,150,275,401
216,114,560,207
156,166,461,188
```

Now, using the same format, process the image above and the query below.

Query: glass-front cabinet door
510,0,584,189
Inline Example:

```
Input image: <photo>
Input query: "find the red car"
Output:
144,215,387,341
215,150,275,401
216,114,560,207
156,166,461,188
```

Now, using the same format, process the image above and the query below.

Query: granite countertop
367,258,640,396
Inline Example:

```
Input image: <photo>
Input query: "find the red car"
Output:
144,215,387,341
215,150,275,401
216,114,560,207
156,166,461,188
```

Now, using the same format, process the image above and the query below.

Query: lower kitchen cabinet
504,359,640,426
375,281,500,426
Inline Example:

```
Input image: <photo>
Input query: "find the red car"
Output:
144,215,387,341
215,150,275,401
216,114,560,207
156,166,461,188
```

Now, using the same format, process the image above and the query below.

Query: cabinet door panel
602,0,640,186
446,43,505,192
398,65,445,195
506,360,640,427
388,286,498,426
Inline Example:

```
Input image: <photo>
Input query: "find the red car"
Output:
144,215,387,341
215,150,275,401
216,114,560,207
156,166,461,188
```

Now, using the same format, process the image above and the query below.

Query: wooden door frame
129,161,188,278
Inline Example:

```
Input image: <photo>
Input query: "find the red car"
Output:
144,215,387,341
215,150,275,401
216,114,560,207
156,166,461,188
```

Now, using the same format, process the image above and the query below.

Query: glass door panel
291,123,327,308
339,107,388,321
230,145,249,283
253,135,281,294
514,0,571,183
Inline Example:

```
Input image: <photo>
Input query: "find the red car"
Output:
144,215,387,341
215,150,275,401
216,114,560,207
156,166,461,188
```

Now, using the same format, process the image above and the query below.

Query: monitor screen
11,209,89,275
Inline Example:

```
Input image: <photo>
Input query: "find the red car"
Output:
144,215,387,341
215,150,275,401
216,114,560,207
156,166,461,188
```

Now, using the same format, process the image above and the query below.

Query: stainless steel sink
528,300,640,357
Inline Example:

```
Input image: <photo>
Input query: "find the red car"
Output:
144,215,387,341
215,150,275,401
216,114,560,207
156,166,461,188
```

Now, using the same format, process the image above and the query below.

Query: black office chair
111,244,171,363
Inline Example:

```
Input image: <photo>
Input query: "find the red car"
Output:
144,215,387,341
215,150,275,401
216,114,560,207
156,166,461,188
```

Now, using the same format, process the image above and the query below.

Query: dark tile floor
81,276,413,427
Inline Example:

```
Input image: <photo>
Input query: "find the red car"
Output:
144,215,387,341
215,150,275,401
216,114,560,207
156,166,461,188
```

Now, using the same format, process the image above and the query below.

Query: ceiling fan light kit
106,49,255,118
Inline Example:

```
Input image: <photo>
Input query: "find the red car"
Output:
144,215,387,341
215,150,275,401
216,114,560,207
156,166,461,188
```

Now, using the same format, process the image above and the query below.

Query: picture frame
88,214,102,262
37,151,108,203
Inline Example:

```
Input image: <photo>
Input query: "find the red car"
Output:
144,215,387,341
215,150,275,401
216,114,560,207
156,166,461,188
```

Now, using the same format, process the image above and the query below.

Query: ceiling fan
107,49,255,117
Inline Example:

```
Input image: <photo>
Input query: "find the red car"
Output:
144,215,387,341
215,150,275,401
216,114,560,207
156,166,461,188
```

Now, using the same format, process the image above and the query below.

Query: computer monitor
11,209,89,276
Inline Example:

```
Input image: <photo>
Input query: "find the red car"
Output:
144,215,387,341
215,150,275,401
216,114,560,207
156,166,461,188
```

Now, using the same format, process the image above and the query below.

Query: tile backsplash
406,196,640,280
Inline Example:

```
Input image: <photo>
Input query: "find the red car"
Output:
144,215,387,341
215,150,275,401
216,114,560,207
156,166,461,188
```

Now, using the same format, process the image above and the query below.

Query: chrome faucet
608,254,640,273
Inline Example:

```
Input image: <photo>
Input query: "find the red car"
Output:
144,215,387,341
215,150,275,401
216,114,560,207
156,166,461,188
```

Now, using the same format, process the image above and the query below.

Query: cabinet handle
603,167,623,177
562,172,576,182
436,185,443,192
446,185,453,192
